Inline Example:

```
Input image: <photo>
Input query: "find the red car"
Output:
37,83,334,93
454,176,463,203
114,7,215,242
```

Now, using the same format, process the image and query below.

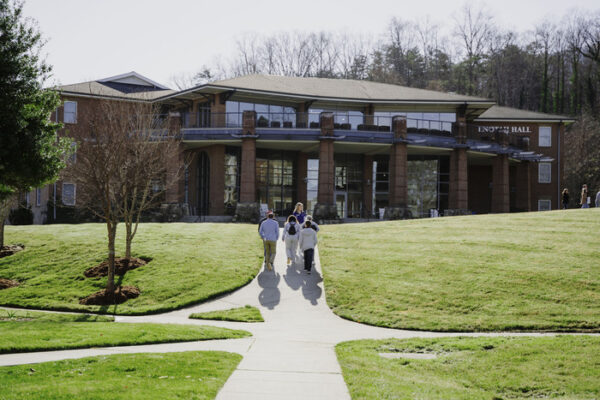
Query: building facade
37,72,573,224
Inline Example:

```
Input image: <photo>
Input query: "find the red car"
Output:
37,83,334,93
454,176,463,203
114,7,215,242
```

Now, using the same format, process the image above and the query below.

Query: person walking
596,188,600,208
259,211,279,271
282,215,300,265
562,188,570,209
293,202,306,225
305,215,320,232
581,184,589,208
298,220,318,274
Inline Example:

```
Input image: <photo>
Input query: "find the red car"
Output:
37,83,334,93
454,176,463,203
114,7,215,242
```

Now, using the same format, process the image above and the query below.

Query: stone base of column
443,209,471,217
312,203,338,224
383,206,412,220
233,202,261,223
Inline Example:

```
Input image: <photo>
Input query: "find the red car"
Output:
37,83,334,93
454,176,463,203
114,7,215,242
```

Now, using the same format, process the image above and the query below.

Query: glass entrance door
336,191,347,219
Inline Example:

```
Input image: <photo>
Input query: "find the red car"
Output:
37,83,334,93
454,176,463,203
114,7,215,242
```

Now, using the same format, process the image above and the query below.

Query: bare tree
68,98,182,295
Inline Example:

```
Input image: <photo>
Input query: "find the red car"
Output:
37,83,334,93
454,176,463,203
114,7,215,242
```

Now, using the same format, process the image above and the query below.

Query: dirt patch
79,285,141,305
0,278,20,290
84,257,150,278
0,244,25,258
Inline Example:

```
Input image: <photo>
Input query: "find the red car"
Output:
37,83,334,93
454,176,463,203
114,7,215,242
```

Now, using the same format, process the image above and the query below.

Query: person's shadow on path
283,261,322,306
257,265,281,310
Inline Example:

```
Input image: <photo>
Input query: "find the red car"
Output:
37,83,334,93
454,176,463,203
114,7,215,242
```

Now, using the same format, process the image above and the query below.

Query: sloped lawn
0,223,262,315
320,209,600,331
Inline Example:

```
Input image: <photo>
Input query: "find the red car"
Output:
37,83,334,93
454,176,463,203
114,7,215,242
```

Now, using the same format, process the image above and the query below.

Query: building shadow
257,265,281,310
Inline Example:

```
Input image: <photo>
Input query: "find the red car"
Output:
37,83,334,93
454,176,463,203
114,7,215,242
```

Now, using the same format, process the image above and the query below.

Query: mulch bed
79,285,141,305
84,257,149,278
0,244,25,258
0,278,20,290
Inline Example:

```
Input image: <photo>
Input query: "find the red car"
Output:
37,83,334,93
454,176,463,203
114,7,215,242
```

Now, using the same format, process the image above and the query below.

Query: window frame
538,126,552,147
36,187,42,207
538,199,551,211
62,183,76,206
538,163,552,183
64,101,77,124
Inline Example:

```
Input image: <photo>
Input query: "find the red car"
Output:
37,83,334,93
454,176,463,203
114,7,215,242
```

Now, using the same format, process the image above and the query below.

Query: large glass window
373,157,389,217
226,101,296,128
62,183,76,206
334,155,363,218
407,156,449,218
224,148,240,215
256,150,296,216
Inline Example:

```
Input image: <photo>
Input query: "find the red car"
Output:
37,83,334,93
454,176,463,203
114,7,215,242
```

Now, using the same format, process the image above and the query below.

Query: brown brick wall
468,165,492,214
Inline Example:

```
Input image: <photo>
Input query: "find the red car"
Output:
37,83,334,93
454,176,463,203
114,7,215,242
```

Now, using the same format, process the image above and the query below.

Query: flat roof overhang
158,85,495,119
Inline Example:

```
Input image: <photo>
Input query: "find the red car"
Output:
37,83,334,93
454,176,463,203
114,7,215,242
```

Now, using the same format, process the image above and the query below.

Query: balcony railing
179,111,529,151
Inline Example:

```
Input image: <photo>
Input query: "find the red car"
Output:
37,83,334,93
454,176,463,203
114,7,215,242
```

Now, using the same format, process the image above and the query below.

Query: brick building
33,72,574,223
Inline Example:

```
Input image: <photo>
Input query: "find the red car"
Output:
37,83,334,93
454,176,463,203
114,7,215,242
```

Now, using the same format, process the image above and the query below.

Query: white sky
22,0,600,88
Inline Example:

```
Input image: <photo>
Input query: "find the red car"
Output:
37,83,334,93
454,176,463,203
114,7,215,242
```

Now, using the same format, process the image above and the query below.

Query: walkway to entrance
0,232,581,399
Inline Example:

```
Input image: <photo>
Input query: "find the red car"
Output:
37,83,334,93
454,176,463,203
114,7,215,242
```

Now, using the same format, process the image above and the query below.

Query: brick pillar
317,112,334,203
449,148,469,210
515,161,531,212
239,111,257,203
211,93,226,128
492,154,510,213
363,155,373,217
297,152,308,205
207,145,225,215
296,103,309,128
389,117,408,207
166,143,185,203
364,104,375,125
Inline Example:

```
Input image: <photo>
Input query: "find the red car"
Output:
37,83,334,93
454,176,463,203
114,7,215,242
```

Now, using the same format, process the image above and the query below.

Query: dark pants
304,248,314,271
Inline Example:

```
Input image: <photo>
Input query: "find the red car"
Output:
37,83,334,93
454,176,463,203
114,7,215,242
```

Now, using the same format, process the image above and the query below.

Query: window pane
539,126,552,147
62,183,76,205
538,163,551,183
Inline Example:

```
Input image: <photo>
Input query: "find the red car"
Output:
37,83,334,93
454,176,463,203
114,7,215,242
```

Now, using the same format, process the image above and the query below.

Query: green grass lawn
320,209,600,332
0,309,250,354
0,351,240,399
336,336,600,399
0,223,261,315
190,305,264,322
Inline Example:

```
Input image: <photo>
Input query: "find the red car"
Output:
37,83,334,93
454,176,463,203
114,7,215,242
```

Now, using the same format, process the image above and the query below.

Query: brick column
313,112,337,221
296,103,309,128
448,110,468,211
239,111,257,203
364,104,375,125
211,93,226,128
515,161,531,212
389,117,408,207
297,152,308,205
166,143,185,203
492,154,510,213
207,145,225,215
317,112,334,203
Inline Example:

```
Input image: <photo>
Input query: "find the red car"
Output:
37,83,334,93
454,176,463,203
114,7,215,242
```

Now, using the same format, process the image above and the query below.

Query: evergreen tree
0,0,69,247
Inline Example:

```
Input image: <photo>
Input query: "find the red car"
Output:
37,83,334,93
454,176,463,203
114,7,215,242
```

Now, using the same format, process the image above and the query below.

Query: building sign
477,126,532,134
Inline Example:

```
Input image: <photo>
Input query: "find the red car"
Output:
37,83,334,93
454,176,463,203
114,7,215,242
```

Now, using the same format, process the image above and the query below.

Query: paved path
0,230,593,399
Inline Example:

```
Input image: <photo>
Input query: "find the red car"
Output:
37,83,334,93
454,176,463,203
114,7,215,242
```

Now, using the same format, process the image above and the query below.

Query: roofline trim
56,90,154,103
475,117,575,124
154,83,496,106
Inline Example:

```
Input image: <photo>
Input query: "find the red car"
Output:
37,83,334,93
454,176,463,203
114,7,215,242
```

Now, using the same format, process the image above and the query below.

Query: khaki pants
264,240,277,267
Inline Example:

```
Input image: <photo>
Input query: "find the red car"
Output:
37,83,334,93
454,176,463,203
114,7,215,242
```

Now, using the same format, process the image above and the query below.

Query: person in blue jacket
293,202,306,225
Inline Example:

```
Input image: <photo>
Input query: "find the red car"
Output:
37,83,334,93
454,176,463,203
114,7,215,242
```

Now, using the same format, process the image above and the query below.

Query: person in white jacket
281,215,300,265
298,220,318,274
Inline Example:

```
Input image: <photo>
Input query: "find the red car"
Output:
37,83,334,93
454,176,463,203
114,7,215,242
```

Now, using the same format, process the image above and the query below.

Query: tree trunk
0,220,4,249
125,221,132,260
106,220,117,294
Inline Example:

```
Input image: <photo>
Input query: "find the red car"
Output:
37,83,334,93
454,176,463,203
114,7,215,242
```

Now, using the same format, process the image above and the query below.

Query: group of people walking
258,202,319,274
562,184,600,209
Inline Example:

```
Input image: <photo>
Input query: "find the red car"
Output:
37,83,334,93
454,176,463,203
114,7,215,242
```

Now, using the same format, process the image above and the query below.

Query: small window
36,187,42,207
25,192,30,206
538,163,551,183
62,183,76,206
538,199,551,211
64,101,77,124
538,126,551,147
